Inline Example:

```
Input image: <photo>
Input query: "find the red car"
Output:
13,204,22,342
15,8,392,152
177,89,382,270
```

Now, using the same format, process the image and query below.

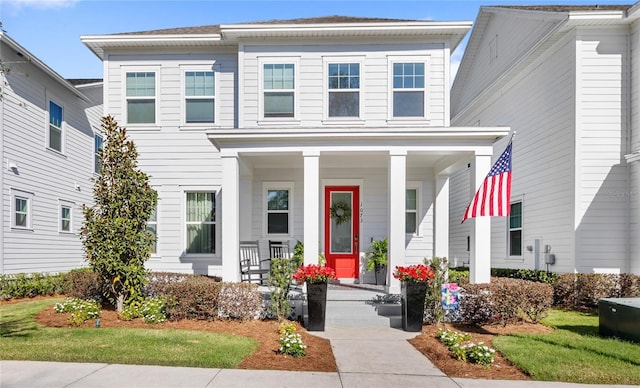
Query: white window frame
263,182,294,237
11,189,33,230
508,199,523,259
258,57,300,123
93,131,103,175
47,98,65,154
147,201,158,257
323,57,364,121
406,182,421,236
387,56,430,122
122,67,159,126
59,200,74,234
181,65,217,127
183,190,217,256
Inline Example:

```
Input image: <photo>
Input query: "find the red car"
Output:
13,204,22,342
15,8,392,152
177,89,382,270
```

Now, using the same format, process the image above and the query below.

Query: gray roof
495,5,632,12
114,15,423,36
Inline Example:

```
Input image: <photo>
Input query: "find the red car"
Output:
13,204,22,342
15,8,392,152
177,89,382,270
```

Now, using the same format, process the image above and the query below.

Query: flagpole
509,131,517,143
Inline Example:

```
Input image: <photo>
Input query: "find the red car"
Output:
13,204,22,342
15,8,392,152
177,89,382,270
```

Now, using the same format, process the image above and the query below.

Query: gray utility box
598,298,640,343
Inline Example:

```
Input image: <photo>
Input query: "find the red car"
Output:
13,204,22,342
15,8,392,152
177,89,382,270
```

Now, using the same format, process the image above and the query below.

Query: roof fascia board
81,34,223,59
1,33,89,102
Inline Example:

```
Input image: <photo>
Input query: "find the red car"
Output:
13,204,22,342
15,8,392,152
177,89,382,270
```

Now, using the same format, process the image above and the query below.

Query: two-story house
450,4,640,275
1,33,102,274
81,16,510,291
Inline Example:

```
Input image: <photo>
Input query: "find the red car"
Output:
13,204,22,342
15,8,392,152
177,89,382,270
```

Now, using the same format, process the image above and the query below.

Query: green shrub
0,272,65,300
448,269,469,285
436,328,495,366
491,268,558,285
121,297,166,324
423,257,448,324
162,276,222,320
278,322,306,358
54,298,101,326
218,282,263,320
269,257,294,319
63,268,102,301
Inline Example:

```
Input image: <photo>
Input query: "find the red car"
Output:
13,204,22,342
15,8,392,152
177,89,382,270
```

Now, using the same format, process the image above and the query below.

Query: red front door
324,186,360,279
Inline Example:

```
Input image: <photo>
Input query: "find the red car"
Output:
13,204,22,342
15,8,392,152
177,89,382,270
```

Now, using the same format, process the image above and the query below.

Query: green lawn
0,298,258,368
493,309,640,385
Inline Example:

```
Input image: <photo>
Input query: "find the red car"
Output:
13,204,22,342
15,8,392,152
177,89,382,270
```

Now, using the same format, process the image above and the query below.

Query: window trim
258,58,300,122
263,182,294,237
405,182,421,236
122,68,159,126
387,56,430,122
180,65,217,127
59,200,74,234
323,58,364,121
11,189,33,230
508,199,523,259
47,99,65,154
183,189,217,256
147,200,159,257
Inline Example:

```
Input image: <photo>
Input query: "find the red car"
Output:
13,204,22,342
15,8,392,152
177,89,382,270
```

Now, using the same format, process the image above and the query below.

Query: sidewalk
2,324,635,388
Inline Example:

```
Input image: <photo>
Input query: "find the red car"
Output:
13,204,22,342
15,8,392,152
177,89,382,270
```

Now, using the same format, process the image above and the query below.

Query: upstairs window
509,201,522,256
393,63,425,117
126,72,156,124
263,64,295,118
94,133,103,174
49,101,63,152
328,63,360,117
185,71,215,123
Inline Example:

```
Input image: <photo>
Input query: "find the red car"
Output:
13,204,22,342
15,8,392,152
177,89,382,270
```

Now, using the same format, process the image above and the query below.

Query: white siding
1,41,98,274
574,28,630,272
240,41,446,127
630,20,640,273
452,32,577,273
448,166,470,267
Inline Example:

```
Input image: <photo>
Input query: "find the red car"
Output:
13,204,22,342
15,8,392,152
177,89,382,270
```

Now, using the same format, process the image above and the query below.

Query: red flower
392,264,435,282
293,264,337,284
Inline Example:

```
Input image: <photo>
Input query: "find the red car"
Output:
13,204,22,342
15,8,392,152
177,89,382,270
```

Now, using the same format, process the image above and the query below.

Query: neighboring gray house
450,4,640,274
81,16,510,290
0,33,103,274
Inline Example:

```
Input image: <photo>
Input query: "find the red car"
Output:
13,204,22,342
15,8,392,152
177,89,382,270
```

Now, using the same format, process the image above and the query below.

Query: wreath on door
330,201,352,225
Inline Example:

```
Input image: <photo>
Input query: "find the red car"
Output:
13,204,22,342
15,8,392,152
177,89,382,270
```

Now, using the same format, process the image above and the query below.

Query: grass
493,309,640,385
0,298,258,368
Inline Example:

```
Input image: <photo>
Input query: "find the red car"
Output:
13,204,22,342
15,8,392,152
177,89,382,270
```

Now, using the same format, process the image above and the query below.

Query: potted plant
365,238,388,285
293,264,336,331
393,264,435,332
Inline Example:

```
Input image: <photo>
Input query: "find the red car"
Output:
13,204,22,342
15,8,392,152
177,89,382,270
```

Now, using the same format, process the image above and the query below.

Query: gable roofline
1,32,90,102
451,3,636,121
81,15,472,59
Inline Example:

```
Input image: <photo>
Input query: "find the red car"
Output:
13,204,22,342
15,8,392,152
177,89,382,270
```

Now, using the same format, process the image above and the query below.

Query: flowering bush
121,297,166,324
393,264,435,282
436,328,495,366
278,322,307,357
54,298,101,326
292,265,336,284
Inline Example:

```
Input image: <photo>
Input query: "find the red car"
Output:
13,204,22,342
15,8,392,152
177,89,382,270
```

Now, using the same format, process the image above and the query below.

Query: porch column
221,151,240,282
434,174,450,260
469,152,492,284
388,150,407,294
303,151,320,265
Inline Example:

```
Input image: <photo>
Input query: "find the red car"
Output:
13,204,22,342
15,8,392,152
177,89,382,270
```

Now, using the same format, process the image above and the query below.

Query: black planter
306,282,328,331
374,264,387,286
400,280,428,332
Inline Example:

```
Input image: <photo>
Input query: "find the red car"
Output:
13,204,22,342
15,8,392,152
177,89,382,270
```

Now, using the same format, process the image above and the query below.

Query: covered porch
208,126,509,292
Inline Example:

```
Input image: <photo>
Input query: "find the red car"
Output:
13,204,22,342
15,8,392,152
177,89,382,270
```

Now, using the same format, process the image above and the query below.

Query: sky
0,0,635,81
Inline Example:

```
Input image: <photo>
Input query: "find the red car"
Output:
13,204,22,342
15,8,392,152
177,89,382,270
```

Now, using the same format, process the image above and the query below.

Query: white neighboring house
450,4,640,275
0,33,103,274
81,16,509,291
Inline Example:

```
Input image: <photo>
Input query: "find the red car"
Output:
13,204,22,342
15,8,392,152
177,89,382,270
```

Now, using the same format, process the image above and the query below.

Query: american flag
462,142,512,223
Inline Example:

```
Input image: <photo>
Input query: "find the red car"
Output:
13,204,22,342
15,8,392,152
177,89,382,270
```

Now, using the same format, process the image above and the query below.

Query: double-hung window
60,203,72,233
185,71,215,123
49,101,63,152
265,184,292,235
509,201,522,257
147,206,158,254
263,64,295,118
94,133,103,174
328,63,360,117
185,192,215,254
126,72,156,124
12,190,32,229
406,188,418,234
392,62,425,117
